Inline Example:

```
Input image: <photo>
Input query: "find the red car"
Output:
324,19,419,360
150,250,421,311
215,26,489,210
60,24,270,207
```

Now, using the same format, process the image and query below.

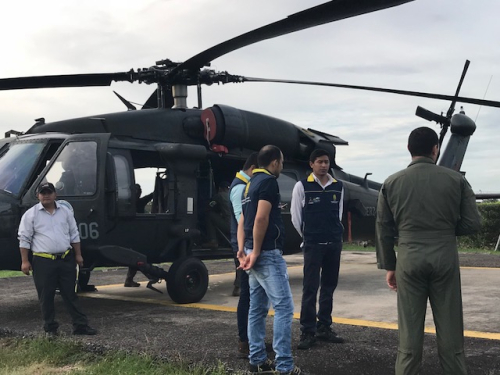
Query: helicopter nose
0,196,23,271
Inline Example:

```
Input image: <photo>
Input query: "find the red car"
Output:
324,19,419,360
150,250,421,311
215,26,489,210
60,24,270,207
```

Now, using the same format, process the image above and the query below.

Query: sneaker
279,366,304,375
73,326,98,335
316,325,344,343
297,332,316,350
238,340,249,358
124,280,140,287
249,358,275,373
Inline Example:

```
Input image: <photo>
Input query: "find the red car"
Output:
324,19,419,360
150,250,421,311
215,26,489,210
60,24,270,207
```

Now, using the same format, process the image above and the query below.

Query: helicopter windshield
0,142,45,196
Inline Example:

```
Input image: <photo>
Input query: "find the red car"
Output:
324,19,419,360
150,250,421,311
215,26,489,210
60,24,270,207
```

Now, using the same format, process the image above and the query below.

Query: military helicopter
1,0,499,304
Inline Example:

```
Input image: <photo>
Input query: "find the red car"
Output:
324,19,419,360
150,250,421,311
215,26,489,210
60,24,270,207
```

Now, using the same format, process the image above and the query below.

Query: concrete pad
82,252,500,340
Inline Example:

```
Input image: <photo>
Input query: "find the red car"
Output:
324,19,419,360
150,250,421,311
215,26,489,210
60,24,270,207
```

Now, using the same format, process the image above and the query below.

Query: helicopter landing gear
167,257,208,304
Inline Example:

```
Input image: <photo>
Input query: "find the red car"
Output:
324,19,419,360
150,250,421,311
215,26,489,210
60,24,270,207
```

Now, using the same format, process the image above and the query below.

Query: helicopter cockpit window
0,142,45,196
44,141,97,196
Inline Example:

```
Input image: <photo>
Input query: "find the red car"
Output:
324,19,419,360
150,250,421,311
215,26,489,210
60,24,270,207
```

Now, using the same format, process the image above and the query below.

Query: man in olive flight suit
376,126,481,375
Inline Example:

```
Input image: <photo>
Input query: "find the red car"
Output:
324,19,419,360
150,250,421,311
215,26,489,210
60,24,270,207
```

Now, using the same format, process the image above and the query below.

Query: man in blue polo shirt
291,149,344,350
229,152,258,356
238,145,300,375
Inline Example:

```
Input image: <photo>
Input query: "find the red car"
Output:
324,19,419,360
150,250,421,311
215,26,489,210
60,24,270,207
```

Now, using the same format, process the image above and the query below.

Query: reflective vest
301,174,343,244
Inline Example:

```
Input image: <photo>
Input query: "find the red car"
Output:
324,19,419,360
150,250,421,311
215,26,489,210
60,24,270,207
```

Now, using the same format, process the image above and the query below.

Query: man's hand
21,261,32,275
75,254,84,267
386,270,397,291
241,251,259,271
236,249,246,267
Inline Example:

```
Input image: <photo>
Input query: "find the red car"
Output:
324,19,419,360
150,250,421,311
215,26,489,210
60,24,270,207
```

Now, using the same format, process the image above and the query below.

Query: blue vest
242,169,285,251
301,174,343,244
229,172,249,251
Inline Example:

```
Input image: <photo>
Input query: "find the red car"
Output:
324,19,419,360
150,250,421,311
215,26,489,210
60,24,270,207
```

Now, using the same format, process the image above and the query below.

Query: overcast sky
1,0,499,193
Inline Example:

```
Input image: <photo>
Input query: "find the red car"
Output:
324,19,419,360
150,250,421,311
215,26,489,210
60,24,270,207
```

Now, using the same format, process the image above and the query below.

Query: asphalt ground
1,251,499,375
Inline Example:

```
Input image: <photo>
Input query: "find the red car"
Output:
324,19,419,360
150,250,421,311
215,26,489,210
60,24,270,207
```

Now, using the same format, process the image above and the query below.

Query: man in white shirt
290,149,344,350
18,182,97,336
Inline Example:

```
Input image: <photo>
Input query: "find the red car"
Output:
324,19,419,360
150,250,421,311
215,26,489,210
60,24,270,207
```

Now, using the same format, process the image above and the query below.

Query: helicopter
1,0,499,304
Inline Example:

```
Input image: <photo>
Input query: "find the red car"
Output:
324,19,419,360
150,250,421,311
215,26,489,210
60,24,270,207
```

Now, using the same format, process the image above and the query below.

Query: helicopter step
98,245,209,304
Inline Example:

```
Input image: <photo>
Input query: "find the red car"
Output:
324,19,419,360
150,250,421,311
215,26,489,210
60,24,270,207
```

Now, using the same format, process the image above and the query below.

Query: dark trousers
32,253,88,332
300,242,342,333
126,267,137,281
232,242,250,342
237,268,250,342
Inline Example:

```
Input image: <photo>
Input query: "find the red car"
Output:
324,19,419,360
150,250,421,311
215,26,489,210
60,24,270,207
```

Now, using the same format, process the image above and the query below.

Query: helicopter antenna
475,75,493,122
113,91,136,111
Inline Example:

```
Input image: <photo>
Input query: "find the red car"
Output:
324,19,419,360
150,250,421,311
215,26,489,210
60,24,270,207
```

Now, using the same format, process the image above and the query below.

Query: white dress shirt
18,201,80,254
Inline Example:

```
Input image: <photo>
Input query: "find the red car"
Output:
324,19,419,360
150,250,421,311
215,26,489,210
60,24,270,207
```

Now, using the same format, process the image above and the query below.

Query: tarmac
1,251,499,374
81,252,500,340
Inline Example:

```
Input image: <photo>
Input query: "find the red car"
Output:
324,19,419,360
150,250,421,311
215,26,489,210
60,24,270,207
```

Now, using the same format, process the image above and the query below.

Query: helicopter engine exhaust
201,104,302,156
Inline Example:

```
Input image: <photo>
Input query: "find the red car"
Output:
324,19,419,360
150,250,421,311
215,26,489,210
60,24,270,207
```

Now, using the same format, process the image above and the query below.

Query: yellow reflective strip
33,252,56,260
61,249,70,259
244,182,251,198
235,172,249,184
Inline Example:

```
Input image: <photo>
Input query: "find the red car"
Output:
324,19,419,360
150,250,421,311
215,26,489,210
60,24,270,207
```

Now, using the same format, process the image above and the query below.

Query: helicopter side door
24,133,111,267
101,147,176,264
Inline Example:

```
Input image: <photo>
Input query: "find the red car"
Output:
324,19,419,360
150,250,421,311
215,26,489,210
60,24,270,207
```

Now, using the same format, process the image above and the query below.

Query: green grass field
0,337,229,375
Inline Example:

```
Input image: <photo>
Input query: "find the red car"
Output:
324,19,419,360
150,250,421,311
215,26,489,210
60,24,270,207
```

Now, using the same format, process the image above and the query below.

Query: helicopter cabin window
113,155,132,201
277,171,298,207
133,167,157,214
0,142,45,196
44,141,97,196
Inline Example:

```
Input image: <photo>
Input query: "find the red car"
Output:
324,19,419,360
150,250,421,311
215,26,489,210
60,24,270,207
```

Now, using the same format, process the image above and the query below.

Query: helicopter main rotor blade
0,72,134,91
446,60,470,118
170,0,413,75
243,77,500,109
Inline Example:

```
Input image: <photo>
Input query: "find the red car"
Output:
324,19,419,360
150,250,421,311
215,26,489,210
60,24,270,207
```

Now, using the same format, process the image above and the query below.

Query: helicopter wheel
167,257,208,304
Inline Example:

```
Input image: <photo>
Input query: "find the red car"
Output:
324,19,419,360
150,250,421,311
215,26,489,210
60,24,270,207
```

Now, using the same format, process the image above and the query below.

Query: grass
0,336,230,375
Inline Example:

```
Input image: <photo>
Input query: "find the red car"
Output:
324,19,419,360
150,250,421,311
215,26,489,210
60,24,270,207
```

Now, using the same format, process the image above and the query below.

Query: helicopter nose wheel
167,257,209,304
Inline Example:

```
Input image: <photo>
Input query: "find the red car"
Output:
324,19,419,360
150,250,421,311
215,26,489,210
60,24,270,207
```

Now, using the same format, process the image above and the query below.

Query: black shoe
124,280,140,287
249,358,275,373
238,340,249,358
279,366,305,375
297,332,316,350
316,325,344,343
73,326,98,335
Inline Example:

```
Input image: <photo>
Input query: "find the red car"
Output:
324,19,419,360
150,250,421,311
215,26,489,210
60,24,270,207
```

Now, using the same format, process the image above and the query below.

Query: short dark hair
408,127,438,157
309,149,330,163
257,145,282,168
243,152,258,171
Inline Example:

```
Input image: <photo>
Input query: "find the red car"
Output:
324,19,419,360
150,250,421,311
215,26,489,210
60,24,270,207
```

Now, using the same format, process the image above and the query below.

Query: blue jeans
245,248,294,372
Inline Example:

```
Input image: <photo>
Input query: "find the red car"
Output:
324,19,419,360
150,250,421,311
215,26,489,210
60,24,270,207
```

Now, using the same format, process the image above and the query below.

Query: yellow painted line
461,266,500,271
81,288,500,341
